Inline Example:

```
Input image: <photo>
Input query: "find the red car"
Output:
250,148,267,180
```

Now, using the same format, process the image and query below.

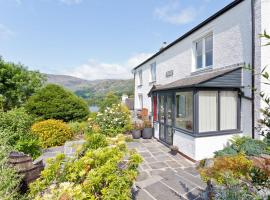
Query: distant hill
45,74,134,99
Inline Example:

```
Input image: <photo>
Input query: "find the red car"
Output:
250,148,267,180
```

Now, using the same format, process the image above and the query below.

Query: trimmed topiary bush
25,84,89,122
31,119,73,148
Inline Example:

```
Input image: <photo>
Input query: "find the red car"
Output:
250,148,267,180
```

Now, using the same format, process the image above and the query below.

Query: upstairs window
138,70,143,86
195,34,213,70
150,62,156,82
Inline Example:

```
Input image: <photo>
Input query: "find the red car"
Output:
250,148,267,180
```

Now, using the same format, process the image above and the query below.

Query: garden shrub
31,119,74,148
83,133,108,150
68,121,90,136
200,153,253,185
0,108,41,158
25,84,89,122
29,140,142,200
0,134,23,200
214,136,269,157
95,104,132,137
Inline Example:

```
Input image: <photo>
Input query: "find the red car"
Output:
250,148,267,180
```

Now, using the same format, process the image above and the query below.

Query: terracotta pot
132,130,141,139
142,128,153,139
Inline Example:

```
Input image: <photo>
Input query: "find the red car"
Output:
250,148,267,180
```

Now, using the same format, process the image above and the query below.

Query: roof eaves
132,0,244,71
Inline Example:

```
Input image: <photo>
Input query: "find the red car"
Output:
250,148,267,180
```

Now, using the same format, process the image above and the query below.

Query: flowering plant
95,104,132,137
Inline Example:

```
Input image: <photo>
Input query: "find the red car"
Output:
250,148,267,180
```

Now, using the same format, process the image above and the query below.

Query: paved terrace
128,139,206,200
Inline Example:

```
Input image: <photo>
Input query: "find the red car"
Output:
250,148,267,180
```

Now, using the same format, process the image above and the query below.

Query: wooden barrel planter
8,152,44,193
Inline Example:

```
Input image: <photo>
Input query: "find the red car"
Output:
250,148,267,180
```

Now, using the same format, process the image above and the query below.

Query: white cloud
63,53,153,80
0,24,14,40
154,1,197,25
59,0,83,5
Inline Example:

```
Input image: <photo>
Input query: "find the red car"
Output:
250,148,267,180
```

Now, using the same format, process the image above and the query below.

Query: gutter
251,0,255,139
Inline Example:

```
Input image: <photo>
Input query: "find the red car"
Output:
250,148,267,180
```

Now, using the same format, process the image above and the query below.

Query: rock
204,159,214,168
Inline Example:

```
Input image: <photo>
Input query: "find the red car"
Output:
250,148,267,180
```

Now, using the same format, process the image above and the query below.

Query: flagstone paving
128,139,206,200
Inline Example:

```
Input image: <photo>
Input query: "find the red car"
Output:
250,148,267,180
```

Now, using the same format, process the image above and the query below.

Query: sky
0,0,232,80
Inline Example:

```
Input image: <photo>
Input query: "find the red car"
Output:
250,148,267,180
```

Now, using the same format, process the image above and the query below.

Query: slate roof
150,65,243,93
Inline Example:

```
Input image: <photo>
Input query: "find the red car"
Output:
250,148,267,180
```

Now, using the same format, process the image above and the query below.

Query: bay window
176,92,193,131
199,91,218,132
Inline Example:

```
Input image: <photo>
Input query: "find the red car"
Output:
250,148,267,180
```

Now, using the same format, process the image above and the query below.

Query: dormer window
195,34,213,70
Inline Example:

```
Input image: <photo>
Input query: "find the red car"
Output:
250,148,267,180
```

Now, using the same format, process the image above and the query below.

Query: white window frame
194,33,213,70
150,62,156,83
138,70,143,86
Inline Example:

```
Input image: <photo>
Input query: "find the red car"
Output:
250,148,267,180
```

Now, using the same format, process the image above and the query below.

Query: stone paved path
127,139,206,200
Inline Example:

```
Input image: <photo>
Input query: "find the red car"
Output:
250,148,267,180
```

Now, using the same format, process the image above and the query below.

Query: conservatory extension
150,66,245,161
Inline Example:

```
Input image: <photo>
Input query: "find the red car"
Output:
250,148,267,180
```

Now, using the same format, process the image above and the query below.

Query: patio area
128,139,206,200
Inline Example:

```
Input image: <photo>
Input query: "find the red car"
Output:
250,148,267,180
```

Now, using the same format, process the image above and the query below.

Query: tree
25,84,89,122
0,57,45,111
98,92,120,112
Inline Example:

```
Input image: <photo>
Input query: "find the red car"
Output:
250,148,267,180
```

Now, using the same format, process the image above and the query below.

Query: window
159,95,165,123
195,34,213,69
138,94,143,109
220,91,238,130
138,70,143,86
150,62,156,82
199,91,217,132
153,96,157,121
198,90,238,132
176,92,193,131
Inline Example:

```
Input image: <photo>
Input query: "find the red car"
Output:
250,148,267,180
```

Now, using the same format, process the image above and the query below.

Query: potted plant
131,122,142,139
142,120,153,139
170,145,178,155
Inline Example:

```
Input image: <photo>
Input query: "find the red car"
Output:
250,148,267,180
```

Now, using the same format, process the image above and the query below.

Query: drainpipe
251,0,255,139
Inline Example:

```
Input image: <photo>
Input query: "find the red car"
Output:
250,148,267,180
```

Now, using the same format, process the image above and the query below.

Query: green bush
0,108,41,158
0,134,23,200
83,133,108,150
95,104,132,137
31,119,74,148
214,136,269,157
29,140,142,200
68,121,90,135
25,84,89,122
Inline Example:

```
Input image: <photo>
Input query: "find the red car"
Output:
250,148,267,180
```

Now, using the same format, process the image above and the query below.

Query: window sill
137,84,143,88
191,66,213,75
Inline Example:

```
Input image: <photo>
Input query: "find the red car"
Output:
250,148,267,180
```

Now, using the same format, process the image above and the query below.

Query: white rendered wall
194,133,243,160
173,130,196,159
134,1,251,106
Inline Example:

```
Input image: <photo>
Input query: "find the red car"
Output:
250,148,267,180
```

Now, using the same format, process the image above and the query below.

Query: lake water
89,105,99,112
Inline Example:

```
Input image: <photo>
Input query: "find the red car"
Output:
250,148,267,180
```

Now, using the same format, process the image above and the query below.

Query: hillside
45,74,134,99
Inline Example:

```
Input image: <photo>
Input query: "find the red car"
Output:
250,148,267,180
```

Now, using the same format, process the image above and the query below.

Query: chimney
159,42,167,51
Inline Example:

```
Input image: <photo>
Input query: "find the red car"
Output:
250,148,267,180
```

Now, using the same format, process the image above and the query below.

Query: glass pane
166,95,173,125
139,70,142,85
196,55,203,69
176,92,193,131
220,91,237,130
166,127,173,145
159,96,165,123
199,91,217,132
206,51,213,67
160,124,165,141
205,35,213,52
196,40,203,55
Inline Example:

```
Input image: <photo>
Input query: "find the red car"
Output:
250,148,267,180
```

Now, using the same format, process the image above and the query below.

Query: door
159,94,174,145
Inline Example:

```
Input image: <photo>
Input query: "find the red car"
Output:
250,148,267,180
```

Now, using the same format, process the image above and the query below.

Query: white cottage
132,0,270,161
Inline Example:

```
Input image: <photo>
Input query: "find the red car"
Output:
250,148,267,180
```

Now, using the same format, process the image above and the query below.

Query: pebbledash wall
133,0,270,161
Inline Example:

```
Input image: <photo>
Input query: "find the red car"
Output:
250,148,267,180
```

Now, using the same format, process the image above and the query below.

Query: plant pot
142,128,153,139
131,130,141,139
170,150,178,155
